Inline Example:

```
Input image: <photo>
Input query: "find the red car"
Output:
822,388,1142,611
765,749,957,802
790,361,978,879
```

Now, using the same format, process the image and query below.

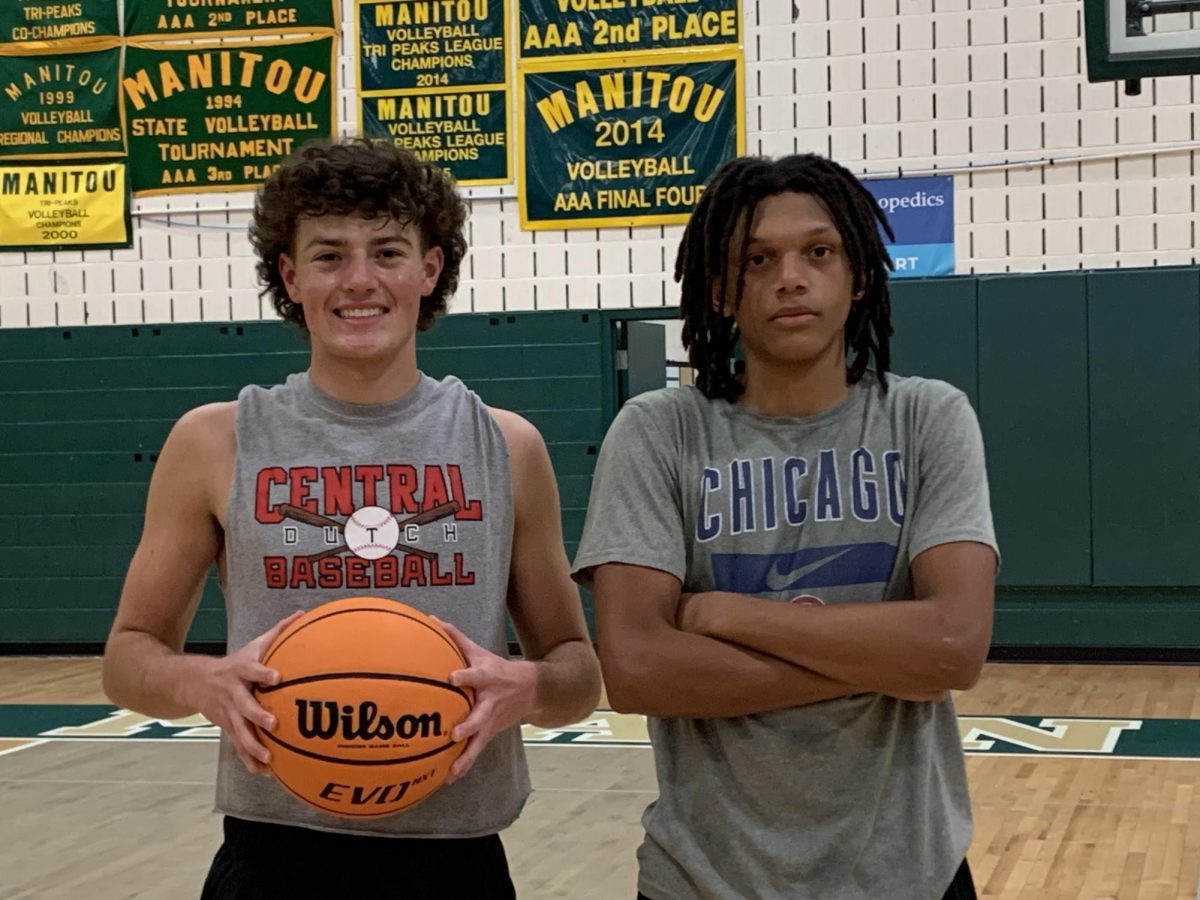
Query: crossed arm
593,541,996,719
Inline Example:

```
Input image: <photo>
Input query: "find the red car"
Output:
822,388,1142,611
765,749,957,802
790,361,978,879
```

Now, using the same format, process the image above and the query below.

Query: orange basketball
254,597,472,818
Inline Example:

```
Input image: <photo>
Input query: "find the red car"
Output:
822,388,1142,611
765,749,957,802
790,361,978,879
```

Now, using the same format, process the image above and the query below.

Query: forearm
602,626,860,718
102,629,218,719
691,593,979,694
522,638,602,728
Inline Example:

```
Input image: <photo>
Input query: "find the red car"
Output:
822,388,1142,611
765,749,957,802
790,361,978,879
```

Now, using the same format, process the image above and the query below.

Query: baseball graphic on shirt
343,506,400,560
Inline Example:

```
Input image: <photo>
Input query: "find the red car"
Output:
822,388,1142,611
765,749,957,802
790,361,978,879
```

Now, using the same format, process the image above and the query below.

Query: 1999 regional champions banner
0,45,123,159
520,51,742,229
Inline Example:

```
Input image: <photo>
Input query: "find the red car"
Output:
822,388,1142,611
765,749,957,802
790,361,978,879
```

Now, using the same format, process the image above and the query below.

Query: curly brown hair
250,138,468,332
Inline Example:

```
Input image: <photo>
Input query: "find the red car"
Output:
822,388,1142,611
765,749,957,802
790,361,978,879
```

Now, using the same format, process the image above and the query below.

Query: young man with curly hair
573,154,998,900
103,138,600,899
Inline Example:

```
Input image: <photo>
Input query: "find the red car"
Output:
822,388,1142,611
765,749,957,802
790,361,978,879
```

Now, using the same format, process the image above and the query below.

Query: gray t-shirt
573,372,997,900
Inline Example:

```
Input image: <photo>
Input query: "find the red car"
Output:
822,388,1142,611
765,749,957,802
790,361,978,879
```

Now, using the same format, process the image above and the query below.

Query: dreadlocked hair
675,153,896,401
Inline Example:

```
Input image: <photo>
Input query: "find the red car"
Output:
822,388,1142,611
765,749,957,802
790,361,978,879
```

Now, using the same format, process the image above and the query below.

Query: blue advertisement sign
863,175,954,279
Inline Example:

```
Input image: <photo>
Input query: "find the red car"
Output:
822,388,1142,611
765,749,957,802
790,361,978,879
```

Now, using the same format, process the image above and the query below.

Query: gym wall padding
4,273,1200,652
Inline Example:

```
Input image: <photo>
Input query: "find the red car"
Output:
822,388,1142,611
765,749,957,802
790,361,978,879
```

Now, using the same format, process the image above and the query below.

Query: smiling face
727,191,858,375
278,214,443,373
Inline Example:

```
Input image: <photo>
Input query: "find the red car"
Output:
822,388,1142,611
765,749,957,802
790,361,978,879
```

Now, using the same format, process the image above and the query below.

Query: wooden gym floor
1,658,1198,899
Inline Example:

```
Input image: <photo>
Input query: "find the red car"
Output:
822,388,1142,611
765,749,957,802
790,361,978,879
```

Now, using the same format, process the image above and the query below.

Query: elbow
523,643,603,729
100,640,123,707
553,656,604,726
937,635,988,692
597,646,654,714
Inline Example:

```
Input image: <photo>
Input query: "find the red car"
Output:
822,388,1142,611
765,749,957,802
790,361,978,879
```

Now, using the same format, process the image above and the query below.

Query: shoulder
613,385,714,437
881,372,966,402
170,401,237,455
154,402,236,515
878,373,972,416
486,406,545,460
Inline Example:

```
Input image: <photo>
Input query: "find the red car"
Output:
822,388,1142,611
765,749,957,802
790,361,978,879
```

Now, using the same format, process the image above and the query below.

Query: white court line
0,776,210,786
0,739,47,757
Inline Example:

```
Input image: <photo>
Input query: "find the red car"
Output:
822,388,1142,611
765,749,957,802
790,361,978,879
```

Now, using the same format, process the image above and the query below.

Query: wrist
170,653,218,713
692,591,726,636
514,658,542,721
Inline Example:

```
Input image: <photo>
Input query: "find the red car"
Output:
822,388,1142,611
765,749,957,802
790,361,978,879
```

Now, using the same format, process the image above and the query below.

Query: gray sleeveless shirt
215,371,529,837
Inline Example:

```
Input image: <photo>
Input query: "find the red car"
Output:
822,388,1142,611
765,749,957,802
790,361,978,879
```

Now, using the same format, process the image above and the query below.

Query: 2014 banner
123,37,336,196
358,0,508,92
520,51,743,229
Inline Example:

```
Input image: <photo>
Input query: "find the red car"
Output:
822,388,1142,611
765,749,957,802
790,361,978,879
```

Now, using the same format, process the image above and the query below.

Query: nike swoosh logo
763,547,856,592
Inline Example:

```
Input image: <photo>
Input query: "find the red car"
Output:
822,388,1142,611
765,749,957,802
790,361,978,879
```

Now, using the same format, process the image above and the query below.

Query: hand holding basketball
185,610,305,776
435,618,538,782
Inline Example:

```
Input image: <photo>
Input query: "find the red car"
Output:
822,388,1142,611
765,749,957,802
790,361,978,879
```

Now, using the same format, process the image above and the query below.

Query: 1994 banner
123,37,335,195
520,52,742,229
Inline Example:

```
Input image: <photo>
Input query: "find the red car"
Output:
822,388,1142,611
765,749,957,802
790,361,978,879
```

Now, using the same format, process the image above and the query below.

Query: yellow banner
0,160,130,250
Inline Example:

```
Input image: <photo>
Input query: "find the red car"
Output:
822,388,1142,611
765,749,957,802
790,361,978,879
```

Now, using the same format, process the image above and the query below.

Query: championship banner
519,0,739,60
123,37,336,196
0,160,131,251
361,87,509,185
125,0,338,39
357,0,508,93
519,51,743,230
0,45,123,159
0,1,119,47
864,175,955,278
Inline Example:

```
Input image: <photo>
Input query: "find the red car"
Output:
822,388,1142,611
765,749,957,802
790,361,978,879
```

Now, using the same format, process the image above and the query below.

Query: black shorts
201,816,516,900
636,857,977,900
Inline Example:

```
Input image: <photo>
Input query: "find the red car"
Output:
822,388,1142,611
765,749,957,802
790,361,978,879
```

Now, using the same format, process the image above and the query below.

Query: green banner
361,88,509,185
520,53,741,229
124,0,337,38
0,160,131,251
123,38,335,196
0,46,122,159
358,0,507,92
519,0,739,60
0,1,119,46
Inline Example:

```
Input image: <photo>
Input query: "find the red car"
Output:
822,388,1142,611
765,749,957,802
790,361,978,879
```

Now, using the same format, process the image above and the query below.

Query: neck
307,348,421,405
738,344,851,418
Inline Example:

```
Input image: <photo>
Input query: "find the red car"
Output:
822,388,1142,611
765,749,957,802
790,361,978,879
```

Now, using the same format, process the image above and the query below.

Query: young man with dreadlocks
573,153,997,900
103,138,600,898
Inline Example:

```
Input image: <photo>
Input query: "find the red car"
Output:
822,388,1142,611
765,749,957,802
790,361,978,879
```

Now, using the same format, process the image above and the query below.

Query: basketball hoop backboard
1084,0,1200,90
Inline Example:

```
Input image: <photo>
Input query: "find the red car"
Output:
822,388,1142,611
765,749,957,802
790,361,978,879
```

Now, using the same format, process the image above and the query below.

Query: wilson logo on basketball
295,699,443,742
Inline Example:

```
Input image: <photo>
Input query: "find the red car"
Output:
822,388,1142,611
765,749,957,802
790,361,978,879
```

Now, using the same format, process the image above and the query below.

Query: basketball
253,597,472,818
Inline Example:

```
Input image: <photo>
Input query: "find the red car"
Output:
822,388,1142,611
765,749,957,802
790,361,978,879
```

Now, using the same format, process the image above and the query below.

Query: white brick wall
3,0,1200,327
